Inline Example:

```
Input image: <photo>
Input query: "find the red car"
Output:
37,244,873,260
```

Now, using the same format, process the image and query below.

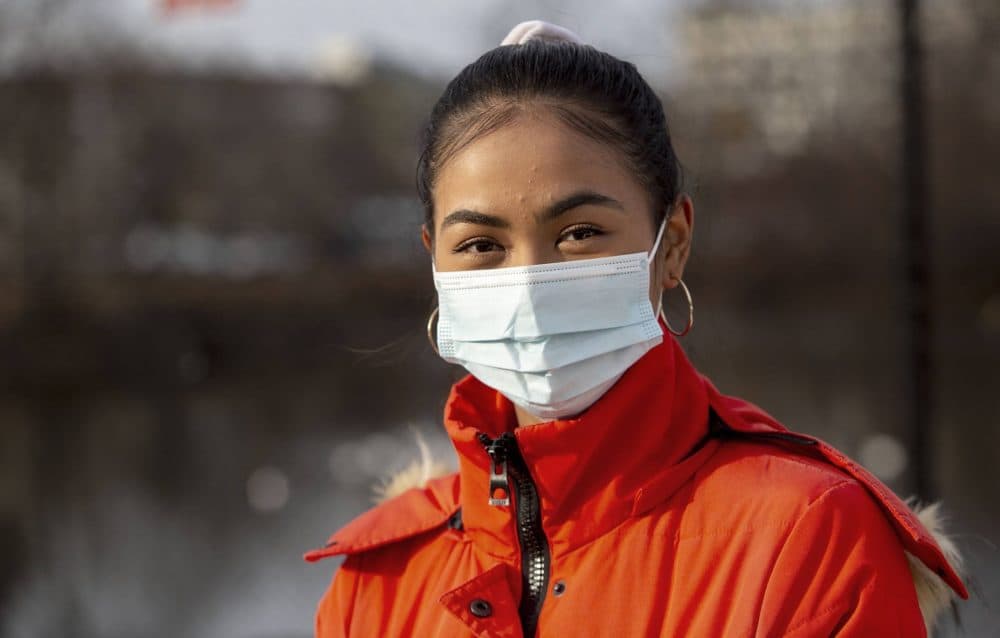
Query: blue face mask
431,219,668,420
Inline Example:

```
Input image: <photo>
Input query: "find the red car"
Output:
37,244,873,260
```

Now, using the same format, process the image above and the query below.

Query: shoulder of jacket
682,435,869,548
699,434,855,500
304,458,459,563
703,406,968,632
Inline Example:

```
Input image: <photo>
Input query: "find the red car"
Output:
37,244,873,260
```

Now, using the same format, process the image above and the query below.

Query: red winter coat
306,322,967,637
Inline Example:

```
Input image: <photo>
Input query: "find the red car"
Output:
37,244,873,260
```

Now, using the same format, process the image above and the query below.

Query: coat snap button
552,580,566,596
469,598,493,618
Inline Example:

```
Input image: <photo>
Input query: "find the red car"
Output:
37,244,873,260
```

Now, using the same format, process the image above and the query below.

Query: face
422,107,694,310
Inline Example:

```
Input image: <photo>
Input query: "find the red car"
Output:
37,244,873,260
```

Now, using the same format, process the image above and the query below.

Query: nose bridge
507,229,562,268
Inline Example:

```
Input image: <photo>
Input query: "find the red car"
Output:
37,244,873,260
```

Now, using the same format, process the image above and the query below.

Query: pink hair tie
499,19,584,46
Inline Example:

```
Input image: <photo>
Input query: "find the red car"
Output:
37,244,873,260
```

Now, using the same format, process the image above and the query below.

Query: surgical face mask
432,218,668,420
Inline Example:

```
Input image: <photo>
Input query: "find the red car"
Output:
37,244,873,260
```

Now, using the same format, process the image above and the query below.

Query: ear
661,194,694,290
421,224,433,254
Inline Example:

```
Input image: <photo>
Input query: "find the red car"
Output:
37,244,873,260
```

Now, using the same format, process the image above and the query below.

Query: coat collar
440,318,968,601
442,319,716,559
306,319,968,621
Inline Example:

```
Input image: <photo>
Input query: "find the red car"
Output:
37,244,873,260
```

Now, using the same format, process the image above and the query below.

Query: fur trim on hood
372,433,453,504
374,435,963,635
904,500,964,634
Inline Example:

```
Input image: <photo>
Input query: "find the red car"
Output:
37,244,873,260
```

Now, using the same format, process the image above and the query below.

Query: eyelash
453,237,500,254
452,225,605,254
559,224,604,243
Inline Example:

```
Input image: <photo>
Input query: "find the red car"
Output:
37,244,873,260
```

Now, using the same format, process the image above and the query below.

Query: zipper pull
479,433,511,507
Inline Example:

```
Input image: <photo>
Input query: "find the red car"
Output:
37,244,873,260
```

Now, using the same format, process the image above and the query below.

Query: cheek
434,246,456,269
430,239,451,267
427,233,479,271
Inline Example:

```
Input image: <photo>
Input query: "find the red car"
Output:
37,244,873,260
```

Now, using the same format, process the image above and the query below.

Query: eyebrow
439,210,510,230
440,190,625,230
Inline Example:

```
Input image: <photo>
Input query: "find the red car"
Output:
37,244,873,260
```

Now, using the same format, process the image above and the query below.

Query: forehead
432,110,648,220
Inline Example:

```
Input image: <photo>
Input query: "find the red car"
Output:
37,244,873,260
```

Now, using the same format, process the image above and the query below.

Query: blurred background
0,0,997,636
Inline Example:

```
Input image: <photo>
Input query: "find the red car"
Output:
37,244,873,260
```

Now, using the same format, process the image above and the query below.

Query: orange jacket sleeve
756,480,927,637
315,556,361,638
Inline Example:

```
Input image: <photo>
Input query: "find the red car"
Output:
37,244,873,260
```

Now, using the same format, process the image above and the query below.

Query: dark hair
416,39,683,236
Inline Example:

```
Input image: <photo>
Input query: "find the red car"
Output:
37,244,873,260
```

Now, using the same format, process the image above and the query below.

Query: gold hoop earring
659,279,694,337
426,306,440,355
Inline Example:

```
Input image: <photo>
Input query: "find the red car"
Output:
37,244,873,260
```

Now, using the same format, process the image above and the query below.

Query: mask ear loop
645,216,669,265
648,215,668,317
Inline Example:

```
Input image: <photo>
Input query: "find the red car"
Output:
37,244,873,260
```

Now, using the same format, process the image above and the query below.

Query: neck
514,403,547,427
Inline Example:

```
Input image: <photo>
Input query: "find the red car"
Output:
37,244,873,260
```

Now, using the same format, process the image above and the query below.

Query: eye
558,224,604,244
453,237,503,254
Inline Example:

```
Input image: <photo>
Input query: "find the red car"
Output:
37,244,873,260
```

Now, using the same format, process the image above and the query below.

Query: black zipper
478,432,550,638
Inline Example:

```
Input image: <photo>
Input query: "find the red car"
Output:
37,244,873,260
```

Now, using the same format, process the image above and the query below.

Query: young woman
305,20,967,637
